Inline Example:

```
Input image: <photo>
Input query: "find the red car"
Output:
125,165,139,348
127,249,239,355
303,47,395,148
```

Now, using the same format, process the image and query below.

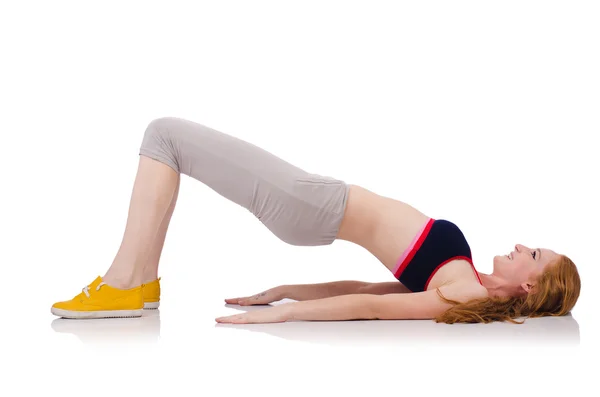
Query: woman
51,117,581,324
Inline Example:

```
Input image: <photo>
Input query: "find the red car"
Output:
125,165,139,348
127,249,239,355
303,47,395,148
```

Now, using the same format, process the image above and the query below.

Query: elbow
370,305,403,320
349,294,382,320
366,295,396,320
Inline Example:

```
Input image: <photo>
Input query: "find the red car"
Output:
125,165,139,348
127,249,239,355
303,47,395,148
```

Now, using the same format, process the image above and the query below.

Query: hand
224,285,285,306
215,304,291,324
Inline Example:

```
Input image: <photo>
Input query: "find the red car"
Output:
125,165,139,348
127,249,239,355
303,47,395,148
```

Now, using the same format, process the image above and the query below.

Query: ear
520,282,535,293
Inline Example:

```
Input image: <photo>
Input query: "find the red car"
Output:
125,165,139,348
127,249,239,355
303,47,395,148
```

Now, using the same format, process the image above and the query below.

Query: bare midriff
337,184,430,270
336,184,480,290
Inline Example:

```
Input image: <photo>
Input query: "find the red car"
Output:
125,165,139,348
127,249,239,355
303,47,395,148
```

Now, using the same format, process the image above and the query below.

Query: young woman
51,117,581,324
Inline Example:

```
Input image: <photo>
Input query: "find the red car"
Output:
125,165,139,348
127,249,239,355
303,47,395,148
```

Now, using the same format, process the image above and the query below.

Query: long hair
434,255,581,324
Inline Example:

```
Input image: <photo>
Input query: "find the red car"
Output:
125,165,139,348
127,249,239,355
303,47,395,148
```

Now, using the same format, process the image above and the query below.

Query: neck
478,273,522,298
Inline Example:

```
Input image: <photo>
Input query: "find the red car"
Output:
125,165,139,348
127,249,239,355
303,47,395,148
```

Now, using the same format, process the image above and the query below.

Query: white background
1,1,598,396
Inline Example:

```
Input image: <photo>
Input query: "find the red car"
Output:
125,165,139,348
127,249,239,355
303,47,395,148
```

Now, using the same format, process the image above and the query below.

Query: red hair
434,255,581,324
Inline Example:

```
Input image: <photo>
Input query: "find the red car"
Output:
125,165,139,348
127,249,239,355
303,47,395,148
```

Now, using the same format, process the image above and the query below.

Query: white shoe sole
51,307,143,319
143,301,160,310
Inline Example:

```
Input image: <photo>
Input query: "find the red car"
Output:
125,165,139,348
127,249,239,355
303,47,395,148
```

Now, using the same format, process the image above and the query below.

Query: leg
102,155,179,288
142,172,180,283
52,117,349,318
51,153,178,318
137,117,350,246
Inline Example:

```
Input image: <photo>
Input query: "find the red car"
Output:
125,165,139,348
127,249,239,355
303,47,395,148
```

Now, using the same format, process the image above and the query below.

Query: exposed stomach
369,197,431,273
337,185,431,273
337,185,483,290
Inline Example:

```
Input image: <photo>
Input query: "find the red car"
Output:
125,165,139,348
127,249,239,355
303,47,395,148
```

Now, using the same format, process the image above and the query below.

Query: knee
140,117,182,173
144,117,179,138
143,117,190,150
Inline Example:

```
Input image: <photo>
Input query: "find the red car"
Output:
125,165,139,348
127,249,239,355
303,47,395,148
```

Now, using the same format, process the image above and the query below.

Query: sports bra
391,218,483,292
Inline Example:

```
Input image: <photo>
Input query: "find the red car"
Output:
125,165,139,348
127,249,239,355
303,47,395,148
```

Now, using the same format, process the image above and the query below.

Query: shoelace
82,282,106,298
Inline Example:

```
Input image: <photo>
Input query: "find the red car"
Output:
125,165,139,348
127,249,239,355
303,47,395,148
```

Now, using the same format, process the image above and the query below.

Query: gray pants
139,117,350,246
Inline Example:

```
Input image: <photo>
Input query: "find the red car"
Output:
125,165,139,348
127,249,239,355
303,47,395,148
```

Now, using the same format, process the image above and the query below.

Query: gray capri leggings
139,117,350,246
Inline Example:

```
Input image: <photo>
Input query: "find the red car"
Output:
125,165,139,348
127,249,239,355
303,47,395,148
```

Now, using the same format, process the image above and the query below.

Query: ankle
102,272,143,289
143,276,159,284
141,270,159,284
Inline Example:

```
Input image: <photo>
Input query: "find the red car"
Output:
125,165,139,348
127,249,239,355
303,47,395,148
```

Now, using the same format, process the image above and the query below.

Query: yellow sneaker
51,276,143,319
142,277,161,309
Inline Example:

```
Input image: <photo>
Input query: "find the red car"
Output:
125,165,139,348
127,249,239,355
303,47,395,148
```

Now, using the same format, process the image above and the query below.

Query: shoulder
367,281,488,320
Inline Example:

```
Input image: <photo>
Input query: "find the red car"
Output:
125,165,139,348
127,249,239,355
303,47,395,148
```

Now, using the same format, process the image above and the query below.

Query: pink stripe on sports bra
392,218,433,277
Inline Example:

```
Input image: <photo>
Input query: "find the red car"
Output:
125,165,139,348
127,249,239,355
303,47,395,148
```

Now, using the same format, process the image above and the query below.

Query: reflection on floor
51,309,161,345
50,300,579,347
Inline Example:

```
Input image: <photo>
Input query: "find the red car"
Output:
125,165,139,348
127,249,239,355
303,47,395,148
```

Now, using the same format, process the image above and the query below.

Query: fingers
225,291,271,306
216,314,246,324
224,297,248,304
224,296,261,305
239,297,259,306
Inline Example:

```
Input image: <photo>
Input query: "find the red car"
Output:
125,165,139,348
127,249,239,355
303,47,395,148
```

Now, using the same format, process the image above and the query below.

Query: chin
492,255,508,275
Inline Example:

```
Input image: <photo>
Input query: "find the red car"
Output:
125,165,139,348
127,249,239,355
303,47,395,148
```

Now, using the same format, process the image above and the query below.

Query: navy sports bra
391,218,482,292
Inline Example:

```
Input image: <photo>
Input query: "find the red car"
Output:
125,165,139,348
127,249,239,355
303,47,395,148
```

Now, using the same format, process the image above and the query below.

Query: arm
216,283,487,324
283,280,369,301
357,281,412,295
226,280,377,306
286,283,487,321
283,280,410,301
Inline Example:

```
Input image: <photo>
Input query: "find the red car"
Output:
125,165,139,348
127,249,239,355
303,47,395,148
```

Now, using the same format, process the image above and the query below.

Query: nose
515,244,529,253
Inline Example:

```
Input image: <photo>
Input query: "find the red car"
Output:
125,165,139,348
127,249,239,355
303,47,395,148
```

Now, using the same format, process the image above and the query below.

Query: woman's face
493,244,560,291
